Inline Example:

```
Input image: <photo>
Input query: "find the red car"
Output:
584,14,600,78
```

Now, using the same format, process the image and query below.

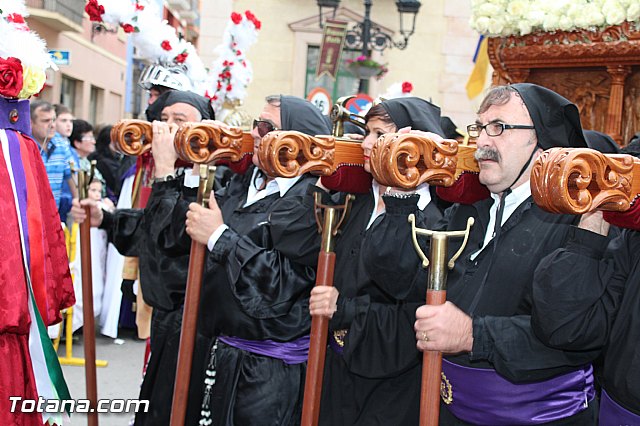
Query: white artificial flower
506,0,528,17
558,16,575,31
628,3,640,21
517,20,533,35
602,0,627,25
471,16,491,33
542,15,560,32
487,16,506,35
470,0,638,36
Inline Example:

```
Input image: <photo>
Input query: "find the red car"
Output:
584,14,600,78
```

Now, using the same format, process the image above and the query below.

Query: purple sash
328,332,344,355
218,335,309,365
441,359,595,425
599,389,640,426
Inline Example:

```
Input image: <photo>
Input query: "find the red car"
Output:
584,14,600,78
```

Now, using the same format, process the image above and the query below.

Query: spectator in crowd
54,104,76,221
31,100,78,216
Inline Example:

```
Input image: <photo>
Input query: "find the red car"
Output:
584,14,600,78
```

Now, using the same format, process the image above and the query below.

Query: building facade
26,0,128,125
199,0,484,129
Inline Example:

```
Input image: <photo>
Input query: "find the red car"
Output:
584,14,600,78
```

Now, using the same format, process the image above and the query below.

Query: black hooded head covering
380,97,444,136
279,95,331,136
510,83,587,150
584,130,620,154
145,90,215,122
440,116,462,140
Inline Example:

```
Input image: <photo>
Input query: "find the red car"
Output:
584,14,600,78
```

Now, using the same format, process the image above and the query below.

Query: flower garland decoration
84,0,208,94
207,10,262,112
470,0,640,37
346,55,388,80
0,0,54,99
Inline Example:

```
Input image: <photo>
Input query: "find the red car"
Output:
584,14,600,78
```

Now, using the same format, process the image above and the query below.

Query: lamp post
317,0,422,92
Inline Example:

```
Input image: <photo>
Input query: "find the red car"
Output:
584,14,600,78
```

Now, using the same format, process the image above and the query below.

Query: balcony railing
26,0,85,26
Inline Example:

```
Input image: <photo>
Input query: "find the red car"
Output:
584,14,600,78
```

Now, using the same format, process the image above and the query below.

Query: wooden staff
530,147,640,214
170,165,216,426
301,193,354,426
408,215,474,426
77,162,99,426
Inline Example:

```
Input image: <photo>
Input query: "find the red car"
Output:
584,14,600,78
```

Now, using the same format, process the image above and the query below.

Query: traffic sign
345,93,373,115
49,50,70,66
307,87,332,115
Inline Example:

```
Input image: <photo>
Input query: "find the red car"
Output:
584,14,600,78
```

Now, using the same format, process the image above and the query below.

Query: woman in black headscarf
295,97,451,425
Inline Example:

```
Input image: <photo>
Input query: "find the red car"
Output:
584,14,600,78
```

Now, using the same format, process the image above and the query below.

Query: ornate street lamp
316,0,422,51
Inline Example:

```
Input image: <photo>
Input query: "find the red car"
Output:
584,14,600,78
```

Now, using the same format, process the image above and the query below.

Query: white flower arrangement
470,0,640,37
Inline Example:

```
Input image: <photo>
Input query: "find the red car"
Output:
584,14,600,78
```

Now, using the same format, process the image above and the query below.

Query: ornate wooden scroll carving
369,134,460,189
531,148,639,214
173,122,253,164
256,131,337,178
488,22,640,145
112,119,153,156
256,132,367,179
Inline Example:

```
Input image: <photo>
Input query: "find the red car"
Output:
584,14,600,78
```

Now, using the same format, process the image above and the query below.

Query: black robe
533,228,640,415
270,185,446,425
363,195,600,425
100,178,211,426
193,167,318,426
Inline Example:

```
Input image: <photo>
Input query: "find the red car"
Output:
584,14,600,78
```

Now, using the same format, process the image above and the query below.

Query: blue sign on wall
49,50,71,66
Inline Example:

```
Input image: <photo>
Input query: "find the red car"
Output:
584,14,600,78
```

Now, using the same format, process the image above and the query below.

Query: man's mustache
474,147,500,162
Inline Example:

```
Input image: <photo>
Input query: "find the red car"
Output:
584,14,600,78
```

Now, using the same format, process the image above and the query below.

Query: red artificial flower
236,50,242,56
217,81,222,89
7,13,25,24
402,81,413,93
175,52,188,63
135,3,145,11
85,0,105,22
121,23,135,33
212,95,218,101
161,40,172,51
231,12,242,25
244,10,261,29
226,84,233,92
0,57,24,99
7,13,30,31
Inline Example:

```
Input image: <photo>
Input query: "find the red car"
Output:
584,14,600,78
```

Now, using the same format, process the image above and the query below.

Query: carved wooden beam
110,119,254,164
369,134,479,190
256,131,364,178
173,122,253,164
111,119,153,156
531,148,640,214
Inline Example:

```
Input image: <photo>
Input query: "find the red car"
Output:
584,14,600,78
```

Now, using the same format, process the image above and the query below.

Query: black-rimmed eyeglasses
467,122,535,138
252,119,279,138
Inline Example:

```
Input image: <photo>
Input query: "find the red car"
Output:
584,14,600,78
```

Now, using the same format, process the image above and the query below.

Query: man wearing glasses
366,83,602,425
